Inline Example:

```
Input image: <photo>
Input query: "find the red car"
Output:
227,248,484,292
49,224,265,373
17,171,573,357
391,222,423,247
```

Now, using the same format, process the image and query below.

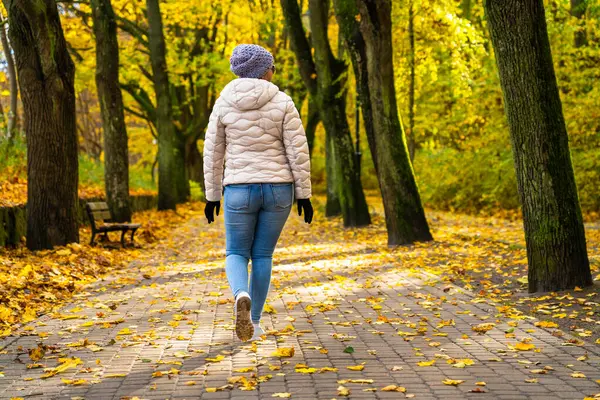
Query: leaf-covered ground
0,203,200,333
0,195,599,399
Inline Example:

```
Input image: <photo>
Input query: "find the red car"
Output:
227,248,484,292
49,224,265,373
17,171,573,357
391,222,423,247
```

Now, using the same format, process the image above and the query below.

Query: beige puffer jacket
203,78,311,202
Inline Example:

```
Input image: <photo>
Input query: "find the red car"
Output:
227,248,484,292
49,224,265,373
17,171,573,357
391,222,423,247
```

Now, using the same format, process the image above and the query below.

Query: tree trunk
91,0,132,222
570,0,587,47
281,0,370,227
333,0,377,174
407,0,416,162
184,83,211,191
146,0,188,209
337,0,432,244
185,137,204,187
360,0,432,244
486,0,591,292
305,95,319,157
325,130,342,216
309,0,370,226
8,0,79,250
0,11,18,140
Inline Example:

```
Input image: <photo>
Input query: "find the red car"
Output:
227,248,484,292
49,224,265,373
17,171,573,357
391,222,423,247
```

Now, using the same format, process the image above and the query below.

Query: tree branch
139,64,153,81
116,15,149,48
121,82,157,123
124,105,152,125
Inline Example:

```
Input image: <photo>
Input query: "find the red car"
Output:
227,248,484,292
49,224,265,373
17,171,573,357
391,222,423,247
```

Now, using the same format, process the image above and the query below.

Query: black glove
297,199,313,224
204,201,220,224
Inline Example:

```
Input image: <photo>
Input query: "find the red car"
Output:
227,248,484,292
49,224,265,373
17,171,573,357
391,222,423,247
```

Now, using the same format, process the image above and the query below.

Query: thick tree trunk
570,0,587,47
8,0,79,250
146,0,188,209
91,0,132,222
486,0,591,292
0,11,18,140
338,0,432,244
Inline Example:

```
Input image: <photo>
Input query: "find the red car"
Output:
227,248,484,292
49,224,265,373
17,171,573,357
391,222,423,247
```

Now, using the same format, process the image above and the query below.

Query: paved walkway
1,209,599,400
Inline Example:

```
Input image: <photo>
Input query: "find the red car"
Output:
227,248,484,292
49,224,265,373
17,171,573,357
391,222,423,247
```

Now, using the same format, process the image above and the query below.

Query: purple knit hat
230,44,274,79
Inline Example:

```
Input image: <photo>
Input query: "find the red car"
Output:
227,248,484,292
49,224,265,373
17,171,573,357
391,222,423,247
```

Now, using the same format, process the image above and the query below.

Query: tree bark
305,96,319,157
7,0,79,250
146,0,188,209
91,0,132,222
332,0,377,172
407,0,416,162
310,0,369,226
486,0,591,292
325,130,342,216
570,0,587,47
336,0,432,244
184,82,211,190
281,0,370,226
0,11,18,140
185,137,203,187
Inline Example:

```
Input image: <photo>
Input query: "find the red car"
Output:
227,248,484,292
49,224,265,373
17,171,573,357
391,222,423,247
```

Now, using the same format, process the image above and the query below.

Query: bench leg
130,229,137,243
120,229,128,247
90,232,96,246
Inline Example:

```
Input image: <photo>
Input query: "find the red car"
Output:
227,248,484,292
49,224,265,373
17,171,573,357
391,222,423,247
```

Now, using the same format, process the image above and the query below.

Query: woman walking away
203,44,313,342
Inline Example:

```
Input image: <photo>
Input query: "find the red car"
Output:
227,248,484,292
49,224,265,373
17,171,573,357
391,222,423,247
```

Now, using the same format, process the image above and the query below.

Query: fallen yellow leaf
417,360,436,367
514,342,536,351
534,321,559,329
337,385,350,396
234,367,256,373
381,385,406,392
347,365,365,371
271,347,295,358
442,379,465,386
61,379,88,386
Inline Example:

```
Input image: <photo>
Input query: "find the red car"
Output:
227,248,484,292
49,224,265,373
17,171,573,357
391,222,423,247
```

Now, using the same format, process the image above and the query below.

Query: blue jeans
224,183,293,322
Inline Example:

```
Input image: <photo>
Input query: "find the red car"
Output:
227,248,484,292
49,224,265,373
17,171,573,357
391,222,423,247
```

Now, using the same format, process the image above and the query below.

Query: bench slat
92,210,112,221
88,202,109,211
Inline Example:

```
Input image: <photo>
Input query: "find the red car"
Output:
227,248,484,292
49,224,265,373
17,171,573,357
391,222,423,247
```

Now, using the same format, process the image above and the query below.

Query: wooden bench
86,202,141,247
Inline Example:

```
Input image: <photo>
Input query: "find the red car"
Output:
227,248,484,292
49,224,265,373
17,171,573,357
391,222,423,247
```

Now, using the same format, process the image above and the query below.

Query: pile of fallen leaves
0,202,202,336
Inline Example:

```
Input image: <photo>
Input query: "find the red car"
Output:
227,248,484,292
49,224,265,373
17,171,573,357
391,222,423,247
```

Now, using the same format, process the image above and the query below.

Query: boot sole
235,296,253,342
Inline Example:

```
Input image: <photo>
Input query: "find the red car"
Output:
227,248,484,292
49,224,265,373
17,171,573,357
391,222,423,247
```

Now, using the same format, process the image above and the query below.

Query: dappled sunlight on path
0,198,599,399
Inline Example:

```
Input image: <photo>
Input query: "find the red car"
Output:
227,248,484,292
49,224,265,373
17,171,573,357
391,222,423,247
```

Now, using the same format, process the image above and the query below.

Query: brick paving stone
1,215,600,399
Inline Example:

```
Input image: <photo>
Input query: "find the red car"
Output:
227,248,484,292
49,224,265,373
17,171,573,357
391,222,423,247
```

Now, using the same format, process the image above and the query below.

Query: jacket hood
220,78,280,111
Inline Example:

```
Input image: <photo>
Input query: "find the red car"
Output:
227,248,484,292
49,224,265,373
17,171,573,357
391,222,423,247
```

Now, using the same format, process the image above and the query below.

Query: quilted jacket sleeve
282,99,312,199
203,101,226,202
